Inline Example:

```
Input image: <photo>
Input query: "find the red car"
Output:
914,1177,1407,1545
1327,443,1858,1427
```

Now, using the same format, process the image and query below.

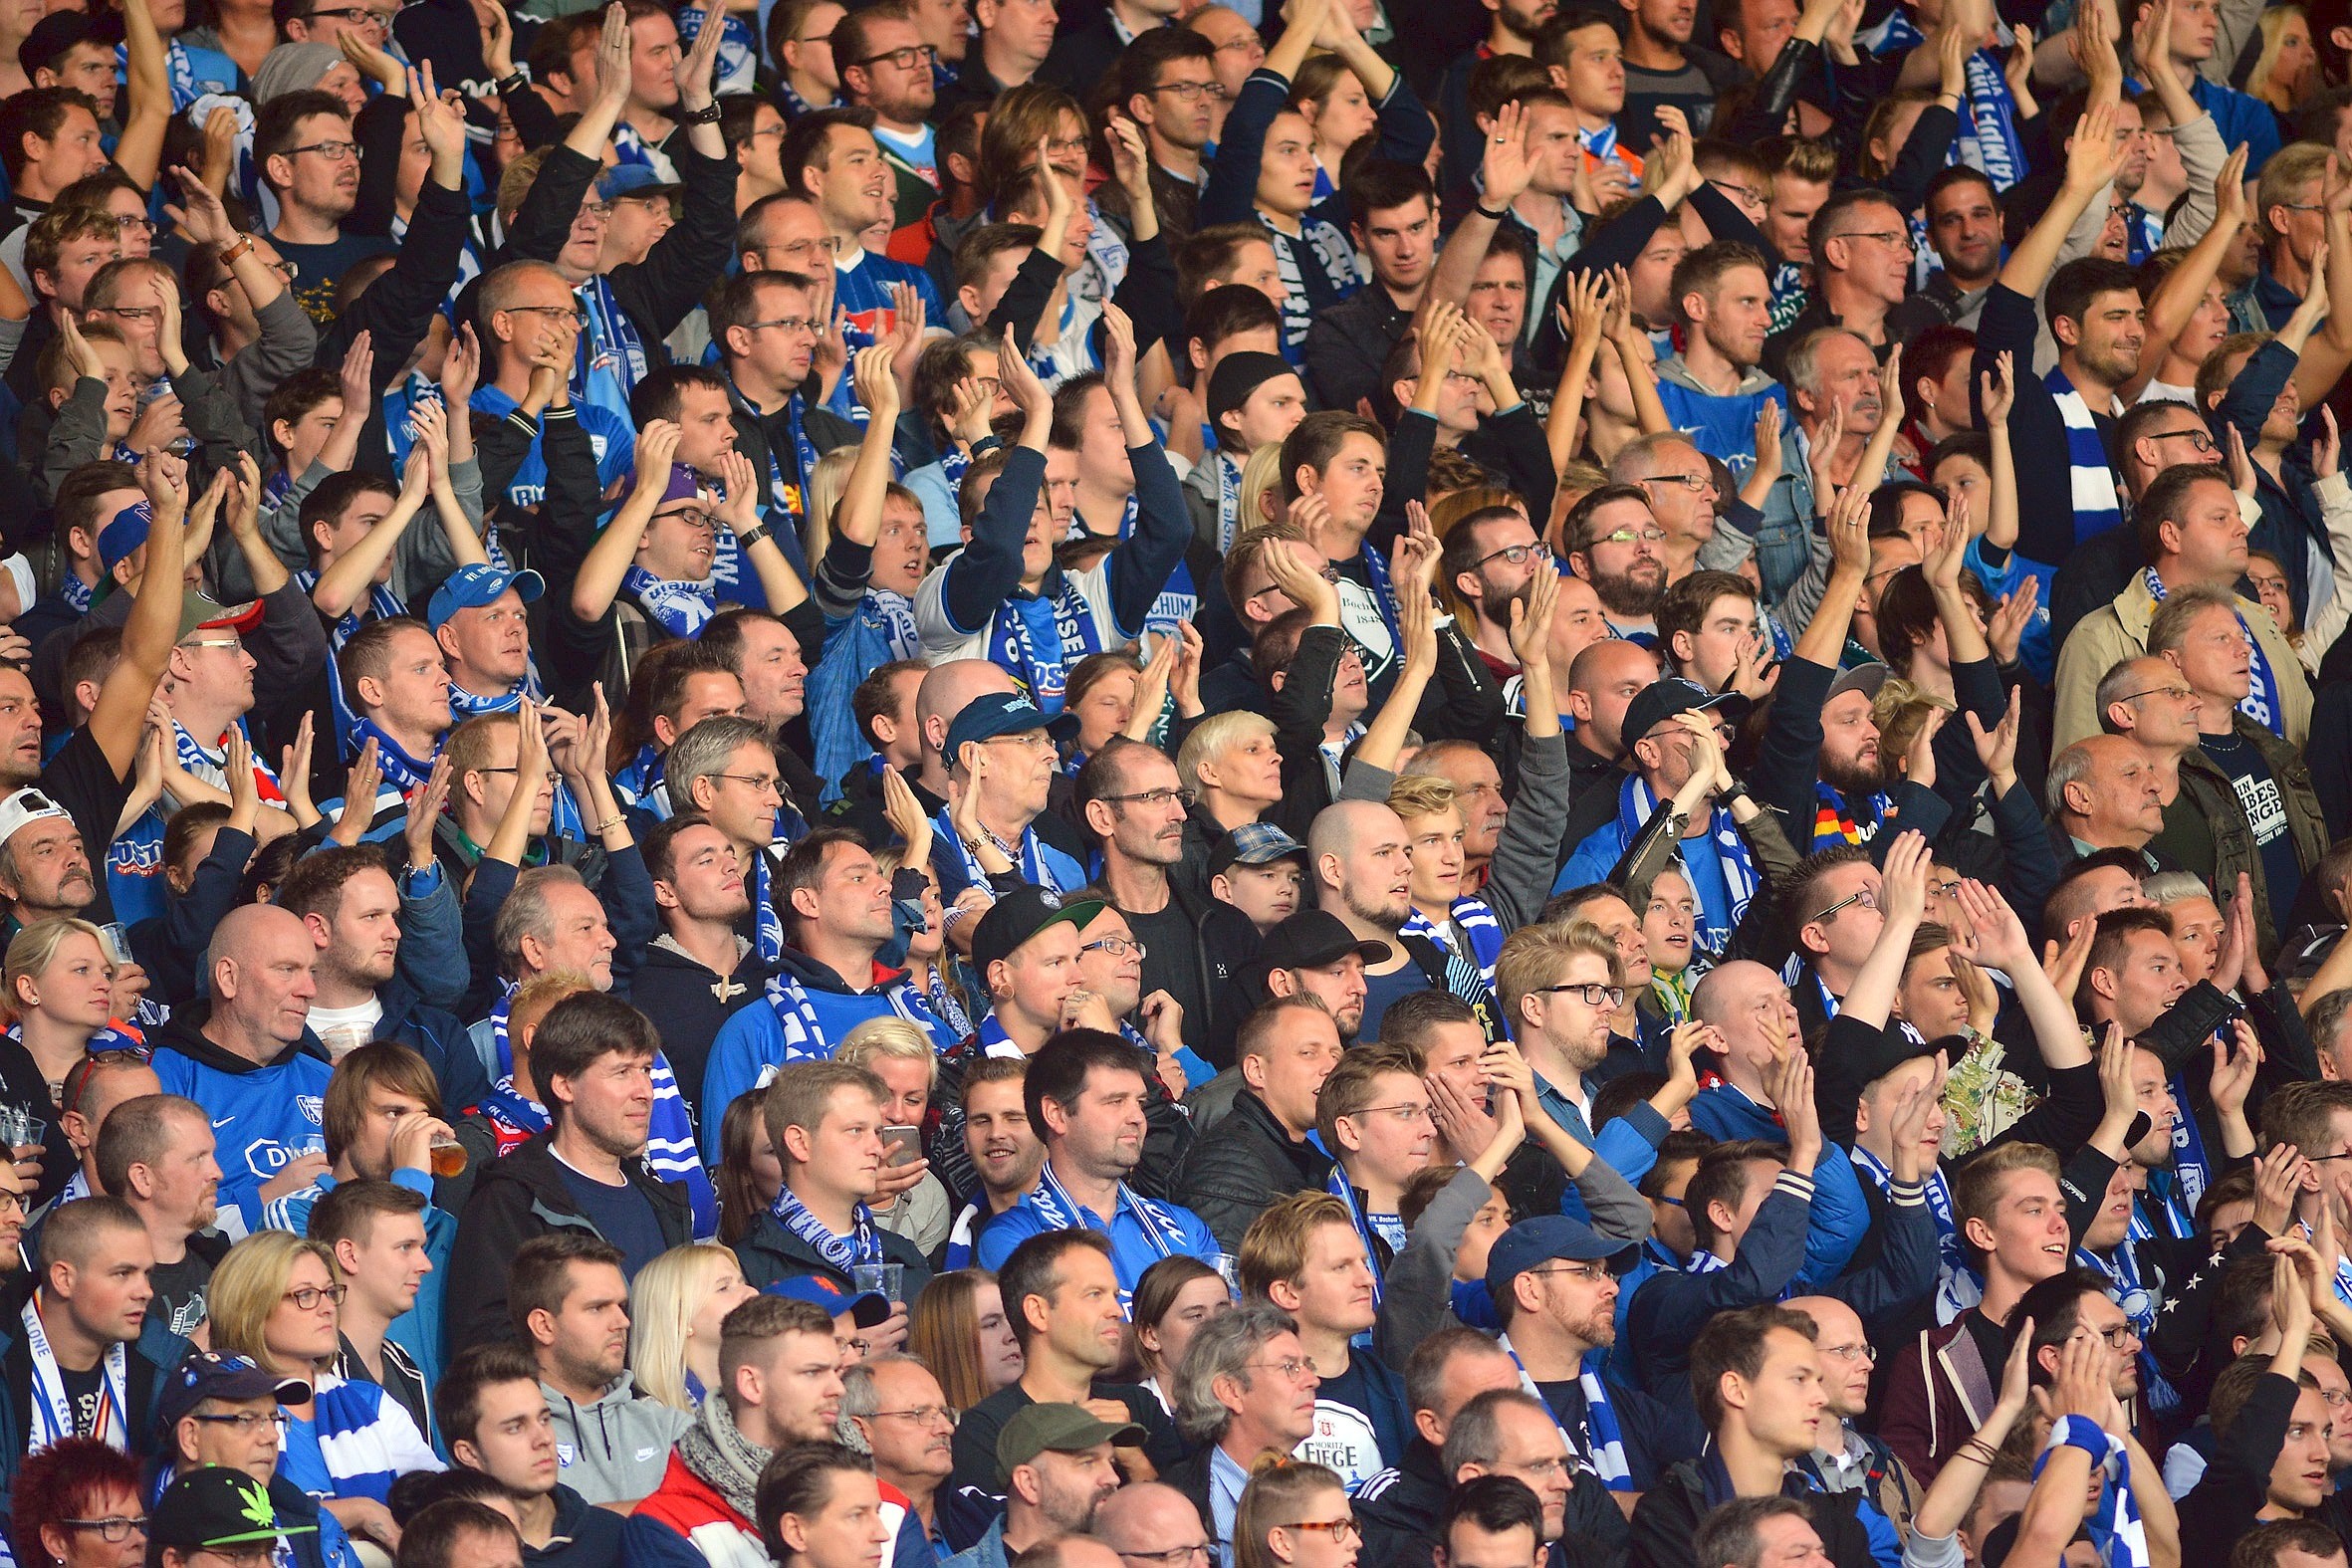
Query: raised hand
1988,578,2037,666
1507,556,1560,671
2319,406,2342,482
632,418,684,490
592,1,631,109
409,63,469,168
2251,1140,2309,1237
2042,913,2098,1004
442,324,482,408
1101,300,1140,396
1483,99,1534,208
2065,100,2127,193
332,739,384,846
1105,112,1152,204
1981,348,2014,425
402,751,453,870
677,0,727,110
1880,829,1932,925
161,164,237,247
1950,877,2031,971
997,326,1052,419
852,341,899,421
339,329,376,417
2215,142,2251,234
2211,1020,2262,1119
340,26,406,92
1965,684,2022,784
1824,475,1871,575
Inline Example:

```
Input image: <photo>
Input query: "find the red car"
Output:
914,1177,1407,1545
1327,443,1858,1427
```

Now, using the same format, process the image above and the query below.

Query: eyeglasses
2147,427,2218,452
1211,33,1264,56
1247,562,1340,602
479,767,560,783
1151,79,1225,102
743,317,823,336
285,140,360,161
1474,542,1542,569
1527,1261,1609,1282
656,508,720,533
2114,684,2195,704
1709,178,1766,207
1282,1522,1361,1545
1837,229,1917,251
305,5,387,24
282,1283,348,1311
1120,1547,1215,1566
712,773,785,797
854,43,938,69
981,733,1057,754
182,636,245,651
1809,886,1879,924
1818,1342,1874,1364
871,1404,960,1427
1099,787,1194,810
115,215,156,236
1534,983,1626,1008
1080,935,1149,959
1250,1357,1317,1381
2075,1323,2139,1350
2279,202,2328,214
1597,526,1667,546
505,304,589,324
577,201,613,221
62,1518,150,1543
62,1045,155,1114
92,305,158,325
1638,473,1715,494
188,1410,288,1432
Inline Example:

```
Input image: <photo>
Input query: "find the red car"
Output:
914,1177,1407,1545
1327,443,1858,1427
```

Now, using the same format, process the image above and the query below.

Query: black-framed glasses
115,215,156,236
2147,427,2218,453
1080,935,1148,959
1809,886,1879,924
1281,1521,1361,1545
1638,472,1714,494
853,43,937,69
478,767,560,783
1474,542,1542,569
1597,526,1667,546
282,1283,348,1310
1099,786,1194,810
1708,178,1766,207
1150,79,1224,102
285,140,360,161
1119,1547,1214,1566
306,5,388,24
92,305,161,324
1534,983,1625,1008
2075,1323,2139,1349
62,1518,149,1543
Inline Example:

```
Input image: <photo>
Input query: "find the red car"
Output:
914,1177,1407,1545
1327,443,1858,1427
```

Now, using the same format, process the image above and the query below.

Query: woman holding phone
836,1018,952,1256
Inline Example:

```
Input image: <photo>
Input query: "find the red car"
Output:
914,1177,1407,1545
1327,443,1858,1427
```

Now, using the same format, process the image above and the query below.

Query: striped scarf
2038,1416,2149,1568
1852,1145,1981,1324
2047,368,2125,545
621,566,718,638
1027,1157,1191,1277
2142,569,2284,738
761,966,950,1061
1616,776,1757,955
1324,1165,1384,1307
1650,968,1696,1024
1811,780,1890,850
1500,1333,1631,1492
770,1181,884,1273
1398,897,1506,992
172,720,287,803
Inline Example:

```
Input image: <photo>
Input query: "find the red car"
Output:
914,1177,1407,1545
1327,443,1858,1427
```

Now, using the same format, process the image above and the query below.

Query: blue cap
98,498,152,573
1210,821,1307,876
1483,1215,1631,1306
426,562,546,631
766,1273,891,1326
943,691,1051,764
598,164,682,200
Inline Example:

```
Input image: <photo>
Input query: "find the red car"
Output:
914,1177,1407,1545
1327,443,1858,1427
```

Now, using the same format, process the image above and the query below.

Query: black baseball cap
157,1351,312,1432
1620,677,1733,748
969,886,1107,978
151,1468,316,1553
1260,909,1390,972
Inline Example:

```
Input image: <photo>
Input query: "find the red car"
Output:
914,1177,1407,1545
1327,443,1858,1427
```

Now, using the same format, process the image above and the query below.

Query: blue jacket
1687,1083,1870,1284
151,1003,336,1235
1622,1167,1819,1412
975,1167,1219,1301
699,948,956,1161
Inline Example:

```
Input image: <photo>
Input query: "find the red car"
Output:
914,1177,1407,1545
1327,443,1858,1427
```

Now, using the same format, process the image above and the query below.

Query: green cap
151,1467,317,1552
995,1402,1145,1486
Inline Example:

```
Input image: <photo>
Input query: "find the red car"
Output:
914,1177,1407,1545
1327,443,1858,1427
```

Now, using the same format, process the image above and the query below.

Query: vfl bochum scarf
983,578,1104,717
1399,899,1506,992
621,566,718,638
2142,569,2284,738
770,1181,884,1272
1852,1145,1982,1324
24,1295,124,1451
1028,1157,1190,1267
1498,1333,1631,1492
1325,1165,1385,1307
2038,1416,2149,1568
1615,775,1758,954
2048,368,2125,545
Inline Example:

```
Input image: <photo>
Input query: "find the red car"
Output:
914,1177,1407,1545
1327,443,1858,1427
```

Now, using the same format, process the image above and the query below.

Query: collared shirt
1208,1446,1251,1568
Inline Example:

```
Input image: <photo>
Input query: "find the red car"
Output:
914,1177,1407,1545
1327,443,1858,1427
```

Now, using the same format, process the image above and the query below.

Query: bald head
1093,1486,1209,1558
209,904,319,1054
1566,639,1662,759
916,660,1020,764
2051,735,2164,846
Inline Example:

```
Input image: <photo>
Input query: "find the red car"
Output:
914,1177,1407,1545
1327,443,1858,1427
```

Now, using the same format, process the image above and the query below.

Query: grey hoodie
544,1372,694,1505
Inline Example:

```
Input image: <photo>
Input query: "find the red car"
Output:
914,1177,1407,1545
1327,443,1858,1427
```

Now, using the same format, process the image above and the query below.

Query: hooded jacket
150,1002,336,1236
529,1481,626,1568
543,1371,694,1507
444,1133,693,1360
628,936,763,1127
699,947,955,1162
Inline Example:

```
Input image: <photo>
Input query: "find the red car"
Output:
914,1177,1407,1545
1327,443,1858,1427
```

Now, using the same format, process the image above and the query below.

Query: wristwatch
682,101,722,124
736,522,771,552
219,233,255,265
1716,780,1751,807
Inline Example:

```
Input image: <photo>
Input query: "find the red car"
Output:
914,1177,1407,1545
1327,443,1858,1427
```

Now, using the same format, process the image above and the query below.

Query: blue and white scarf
346,718,436,792
770,1181,884,1272
983,576,1103,717
1211,450,1247,553
2142,569,2283,738
23,1295,125,1450
1959,48,2025,190
1615,776,1758,954
1852,1145,1981,1324
761,964,947,1060
932,805,1084,898
2083,1233,2179,1416
1499,1333,1631,1491
1399,897,1506,993
1324,1164,1385,1307
2037,1415,2149,1568
1028,1156,1191,1267
751,846,786,967
621,565,718,639
60,573,92,617
2050,368,2125,545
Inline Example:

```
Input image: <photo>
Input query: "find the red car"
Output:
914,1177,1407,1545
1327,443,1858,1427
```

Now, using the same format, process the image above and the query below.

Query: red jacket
1877,1313,2001,1487
620,1453,766,1568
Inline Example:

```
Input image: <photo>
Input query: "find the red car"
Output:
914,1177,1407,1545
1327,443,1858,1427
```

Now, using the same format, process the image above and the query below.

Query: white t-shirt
307,997,384,1061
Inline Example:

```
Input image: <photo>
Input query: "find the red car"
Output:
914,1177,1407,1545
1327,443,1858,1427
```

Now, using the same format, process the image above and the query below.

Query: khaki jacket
2051,575,2311,751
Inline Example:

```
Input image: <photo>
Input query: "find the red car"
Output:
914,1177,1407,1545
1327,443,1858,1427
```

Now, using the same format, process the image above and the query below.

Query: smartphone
882,1125,923,1167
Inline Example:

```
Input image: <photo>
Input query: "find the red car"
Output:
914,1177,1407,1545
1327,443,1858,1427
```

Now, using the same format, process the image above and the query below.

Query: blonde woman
628,1241,760,1411
206,1232,439,1546
2253,6,2321,111
835,1018,952,1257
0,917,133,1205
1237,444,1287,542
